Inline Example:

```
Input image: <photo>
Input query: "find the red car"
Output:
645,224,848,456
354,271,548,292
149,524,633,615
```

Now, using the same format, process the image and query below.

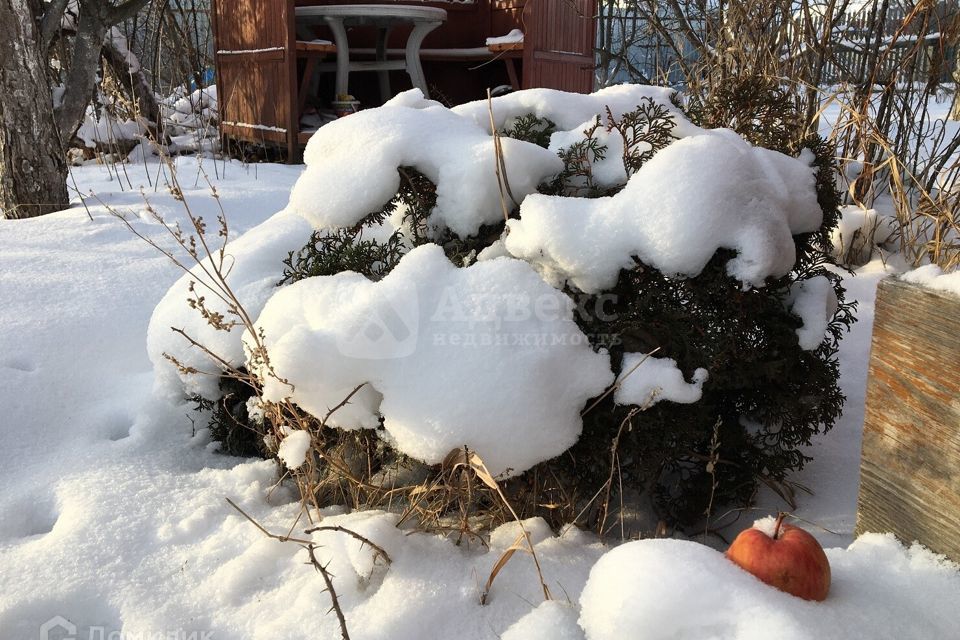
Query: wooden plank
856,278,960,562
222,122,288,145
295,41,337,54
216,49,286,61
283,0,299,162
216,57,290,133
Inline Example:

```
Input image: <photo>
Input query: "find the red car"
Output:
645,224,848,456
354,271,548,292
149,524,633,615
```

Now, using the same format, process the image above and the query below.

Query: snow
504,130,823,293
786,276,839,350
126,139,159,163
289,91,561,237
162,85,220,153
72,84,219,154
901,264,960,296
249,244,614,477
751,515,783,538
831,204,899,265
502,601,585,640
277,427,311,470
578,534,960,640
486,29,524,46
157,86,708,402
173,85,218,117
217,46,286,54
614,354,708,407
105,27,140,73
75,105,145,149
220,121,285,133
2,87,959,638
453,84,698,135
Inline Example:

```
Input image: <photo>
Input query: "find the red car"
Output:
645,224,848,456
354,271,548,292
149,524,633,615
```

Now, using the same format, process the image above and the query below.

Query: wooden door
521,0,596,93
212,0,298,159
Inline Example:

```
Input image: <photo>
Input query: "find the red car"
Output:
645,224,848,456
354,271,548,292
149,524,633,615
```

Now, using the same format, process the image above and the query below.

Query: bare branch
108,0,152,24
303,525,392,565
307,545,352,640
39,0,70,53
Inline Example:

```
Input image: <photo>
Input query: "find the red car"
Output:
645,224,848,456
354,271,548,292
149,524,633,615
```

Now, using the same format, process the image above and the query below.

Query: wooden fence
602,1,957,88
810,3,956,86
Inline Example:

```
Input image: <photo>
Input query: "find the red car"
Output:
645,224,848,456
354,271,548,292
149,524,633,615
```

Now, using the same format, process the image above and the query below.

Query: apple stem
773,512,787,539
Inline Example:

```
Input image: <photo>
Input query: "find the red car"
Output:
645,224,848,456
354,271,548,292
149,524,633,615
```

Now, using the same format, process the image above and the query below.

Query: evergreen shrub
206,89,854,533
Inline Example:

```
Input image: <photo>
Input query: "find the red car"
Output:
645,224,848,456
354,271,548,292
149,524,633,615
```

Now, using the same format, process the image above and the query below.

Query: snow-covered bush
159,85,219,154
148,84,851,532
68,83,219,164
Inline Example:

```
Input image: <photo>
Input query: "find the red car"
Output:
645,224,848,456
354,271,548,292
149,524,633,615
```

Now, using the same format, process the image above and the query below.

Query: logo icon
335,276,419,360
40,616,76,640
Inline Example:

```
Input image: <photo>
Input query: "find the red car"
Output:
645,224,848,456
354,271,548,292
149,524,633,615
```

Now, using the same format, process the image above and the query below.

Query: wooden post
285,0,298,163
856,278,960,561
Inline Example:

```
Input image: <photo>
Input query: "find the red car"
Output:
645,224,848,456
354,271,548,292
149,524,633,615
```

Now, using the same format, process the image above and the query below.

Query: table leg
504,58,520,90
324,17,351,99
298,56,317,117
404,20,441,97
376,27,392,103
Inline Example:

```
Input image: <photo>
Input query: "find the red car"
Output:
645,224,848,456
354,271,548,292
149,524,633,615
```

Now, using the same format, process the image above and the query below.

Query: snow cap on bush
287,93,562,237
785,275,839,350
504,130,823,293
277,426,311,470
453,84,698,135
147,86,698,402
614,355,708,408
247,243,614,477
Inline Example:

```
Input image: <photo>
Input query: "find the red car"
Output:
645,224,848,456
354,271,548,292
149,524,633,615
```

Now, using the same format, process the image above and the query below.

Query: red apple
725,512,831,601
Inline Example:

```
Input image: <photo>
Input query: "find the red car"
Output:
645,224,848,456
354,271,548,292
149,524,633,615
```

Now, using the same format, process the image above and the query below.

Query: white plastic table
295,4,447,101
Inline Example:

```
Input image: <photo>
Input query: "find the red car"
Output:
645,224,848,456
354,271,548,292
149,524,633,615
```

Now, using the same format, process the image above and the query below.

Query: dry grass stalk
486,88,517,222
702,416,723,538
441,447,552,605
581,346,661,417
480,531,531,605
597,406,640,539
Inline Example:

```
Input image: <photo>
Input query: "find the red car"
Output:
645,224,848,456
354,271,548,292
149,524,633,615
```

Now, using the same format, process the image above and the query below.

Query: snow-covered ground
1,149,958,639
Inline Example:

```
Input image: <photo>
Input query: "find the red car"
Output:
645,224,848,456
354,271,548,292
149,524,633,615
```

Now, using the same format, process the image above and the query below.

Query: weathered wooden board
856,278,960,562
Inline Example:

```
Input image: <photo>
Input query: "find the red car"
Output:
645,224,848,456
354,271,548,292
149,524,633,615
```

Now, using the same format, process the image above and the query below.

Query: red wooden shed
211,0,597,161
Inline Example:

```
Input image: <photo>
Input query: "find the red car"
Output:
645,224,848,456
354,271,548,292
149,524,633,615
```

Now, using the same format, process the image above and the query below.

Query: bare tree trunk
54,0,154,143
0,0,69,219
55,1,113,141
